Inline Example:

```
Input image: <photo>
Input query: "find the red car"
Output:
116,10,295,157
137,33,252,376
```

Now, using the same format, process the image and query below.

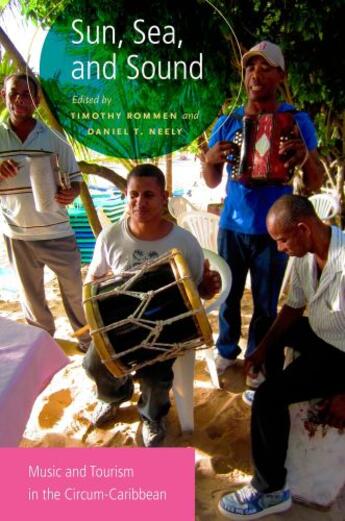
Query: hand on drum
198,259,221,300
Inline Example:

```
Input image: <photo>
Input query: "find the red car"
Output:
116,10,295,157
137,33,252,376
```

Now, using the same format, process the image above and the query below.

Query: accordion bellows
232,112,300,185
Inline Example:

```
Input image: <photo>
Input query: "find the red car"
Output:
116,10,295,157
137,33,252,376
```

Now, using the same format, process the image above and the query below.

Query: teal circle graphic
39,0,237,159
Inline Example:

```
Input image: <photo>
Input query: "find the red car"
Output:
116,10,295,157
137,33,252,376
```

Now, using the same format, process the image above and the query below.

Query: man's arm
84,271,109,284
245,304,305,373
301,149,324,192
0,159,19,179
52,128,84,199
197,259,221,299
84,227,112,283
202,140,238,188
202,152,224,188
279,117,324,193
55,181,81,205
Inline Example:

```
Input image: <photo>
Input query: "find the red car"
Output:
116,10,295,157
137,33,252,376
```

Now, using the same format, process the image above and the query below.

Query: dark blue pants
83,343,174,422
251,318,345,492
217,229,287,359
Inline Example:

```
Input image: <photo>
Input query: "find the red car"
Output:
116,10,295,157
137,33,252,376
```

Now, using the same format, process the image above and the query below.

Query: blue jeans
217,229,287,359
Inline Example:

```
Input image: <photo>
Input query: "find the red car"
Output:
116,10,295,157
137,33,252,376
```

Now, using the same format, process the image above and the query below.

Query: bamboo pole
78,161,127,194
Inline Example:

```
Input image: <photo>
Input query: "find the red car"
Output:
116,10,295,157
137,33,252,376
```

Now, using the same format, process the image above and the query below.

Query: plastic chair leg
172,350,195,432
280,257,294,298
204,348,220,388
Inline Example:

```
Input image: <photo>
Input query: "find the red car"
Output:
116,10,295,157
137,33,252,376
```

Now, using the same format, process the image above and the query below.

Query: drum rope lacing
85,250,212,373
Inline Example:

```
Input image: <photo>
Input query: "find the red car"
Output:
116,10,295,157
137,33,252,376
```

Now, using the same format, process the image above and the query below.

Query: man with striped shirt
0,74,90,351
218,194,345,519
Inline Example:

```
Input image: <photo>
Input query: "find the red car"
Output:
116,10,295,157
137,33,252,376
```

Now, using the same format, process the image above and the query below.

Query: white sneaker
215,354,237,374
242,390,255,407
219,483,292,519
142,419,166,447
246,370,265,389
91,402,119,427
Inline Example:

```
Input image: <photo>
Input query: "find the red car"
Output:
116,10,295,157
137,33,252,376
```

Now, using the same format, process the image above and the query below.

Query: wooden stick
72,324,90,337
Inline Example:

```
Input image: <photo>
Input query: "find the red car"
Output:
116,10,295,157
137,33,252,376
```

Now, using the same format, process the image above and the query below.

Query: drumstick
72,324,91,337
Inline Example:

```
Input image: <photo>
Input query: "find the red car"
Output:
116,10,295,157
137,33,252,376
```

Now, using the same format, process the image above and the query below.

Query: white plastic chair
172,248,232,432
168,196,197,225
280,192,340,297
180,210,220,253
309,193,339,220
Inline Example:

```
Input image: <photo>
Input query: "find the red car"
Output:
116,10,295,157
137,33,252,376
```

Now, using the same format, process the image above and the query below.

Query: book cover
1,1,344,520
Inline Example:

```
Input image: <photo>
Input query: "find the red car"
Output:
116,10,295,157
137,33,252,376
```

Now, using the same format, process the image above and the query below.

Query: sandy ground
1,263,345,521
0,158,344,520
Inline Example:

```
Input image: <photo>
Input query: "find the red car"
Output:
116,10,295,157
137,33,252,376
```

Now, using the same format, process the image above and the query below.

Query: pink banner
1,448,195,520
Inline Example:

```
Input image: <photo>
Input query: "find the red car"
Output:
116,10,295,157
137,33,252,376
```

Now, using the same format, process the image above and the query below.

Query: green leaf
0,0,11,9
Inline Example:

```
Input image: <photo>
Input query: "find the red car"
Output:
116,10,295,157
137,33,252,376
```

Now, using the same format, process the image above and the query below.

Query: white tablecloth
0,317,69,446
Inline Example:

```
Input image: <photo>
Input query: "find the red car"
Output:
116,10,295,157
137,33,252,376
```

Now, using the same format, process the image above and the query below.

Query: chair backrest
309,193,339,221
180,210,220,252
202,248,232,314
168,196,197,224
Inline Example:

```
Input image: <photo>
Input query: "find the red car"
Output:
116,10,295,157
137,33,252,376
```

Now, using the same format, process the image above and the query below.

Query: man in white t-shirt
84,163,220,447
0,74,90,351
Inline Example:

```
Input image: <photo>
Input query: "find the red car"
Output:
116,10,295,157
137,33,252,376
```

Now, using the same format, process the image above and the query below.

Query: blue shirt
208,103,318,234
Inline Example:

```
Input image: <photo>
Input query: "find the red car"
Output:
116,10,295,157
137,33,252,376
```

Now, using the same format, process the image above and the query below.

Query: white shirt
88,218,204,286
287,226,345,352
0,120,81,240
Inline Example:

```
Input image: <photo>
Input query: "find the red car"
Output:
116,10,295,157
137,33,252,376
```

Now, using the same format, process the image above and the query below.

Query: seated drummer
83,163,220,447
218,194,345,520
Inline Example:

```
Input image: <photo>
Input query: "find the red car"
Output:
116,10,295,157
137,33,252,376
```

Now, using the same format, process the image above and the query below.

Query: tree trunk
79,182,102,237
78,161,127,194
165,153,173,195
336,162,344,228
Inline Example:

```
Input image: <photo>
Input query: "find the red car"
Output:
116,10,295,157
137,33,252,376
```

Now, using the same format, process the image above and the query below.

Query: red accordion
231,112,299,185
